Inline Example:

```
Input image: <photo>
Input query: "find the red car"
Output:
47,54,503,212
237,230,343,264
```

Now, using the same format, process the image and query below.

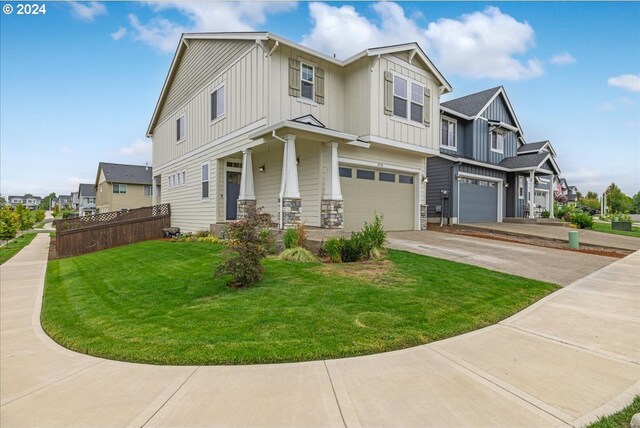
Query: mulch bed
436,226,629,259
48,237,58,260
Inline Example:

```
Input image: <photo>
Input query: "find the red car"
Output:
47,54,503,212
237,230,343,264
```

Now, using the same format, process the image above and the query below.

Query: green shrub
571,212,593,229
278,247,317,262
215,206,272,288
259,228,277,255
323,238,343,263
283,228,298,249
196,235,219,243
340,237,364,263
360,213,387,258
541,210,550,218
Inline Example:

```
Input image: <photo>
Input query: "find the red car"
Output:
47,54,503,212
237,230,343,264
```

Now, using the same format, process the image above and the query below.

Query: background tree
40,192,57,210
0,206,20,245
34,209,45,223
0,196,6,207
604,183,632,213
632,191,640,214
14,204,34,236
585,191,599,201
576,191,583,200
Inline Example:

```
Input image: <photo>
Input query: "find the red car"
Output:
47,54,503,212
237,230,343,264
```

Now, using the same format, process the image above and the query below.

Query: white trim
224,160,242,218
456,171,504,223
210,82,226,124
358,135,439,156
200,161,210,201
299,62,315,102
346,141,370,149
338,157,422,175
156,118,267,171
249,120,357,142
440,116,457,150
438,153,511,172
490,130,504,154
440,106,472,120
518,176,525,200
488,120,519,133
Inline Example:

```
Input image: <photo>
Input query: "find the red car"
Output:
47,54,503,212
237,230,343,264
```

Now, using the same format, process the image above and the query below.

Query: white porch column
529,170,536,219
323,142,342,200
239,149,255,200
548,176,555,218
282,134,300,198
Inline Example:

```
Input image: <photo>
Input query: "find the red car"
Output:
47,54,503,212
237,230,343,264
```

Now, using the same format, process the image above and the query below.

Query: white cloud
68,2,107,21
608,74,640,92
425,7,543,80
302,4,543,81
549,52,576,65
59,146,73,155
128,2,296,53
302,2,429,59
119,138,152,158
111,27,127,41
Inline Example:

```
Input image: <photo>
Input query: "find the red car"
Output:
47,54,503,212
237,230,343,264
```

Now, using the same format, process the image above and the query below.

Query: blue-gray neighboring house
426,86,561,224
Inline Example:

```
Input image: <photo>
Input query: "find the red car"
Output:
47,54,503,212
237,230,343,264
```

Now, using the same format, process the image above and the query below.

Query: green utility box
568,230,579,249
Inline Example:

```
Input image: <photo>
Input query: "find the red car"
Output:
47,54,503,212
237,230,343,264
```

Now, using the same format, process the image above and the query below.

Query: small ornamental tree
17,207,34,235
34,209,45,223
0,206,19,245
215,206,273,288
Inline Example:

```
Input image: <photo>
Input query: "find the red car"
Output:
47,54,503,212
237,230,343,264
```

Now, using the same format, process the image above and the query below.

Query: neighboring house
556,178,578,205
426,86,561,224
7,195,42,210
71,192,80,210
77,184,96,216
147,32,452,233
94,162,153,213
57,195,73,209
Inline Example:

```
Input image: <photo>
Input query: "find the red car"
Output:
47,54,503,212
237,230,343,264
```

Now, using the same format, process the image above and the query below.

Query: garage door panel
459,181,497,223
341,170,414,232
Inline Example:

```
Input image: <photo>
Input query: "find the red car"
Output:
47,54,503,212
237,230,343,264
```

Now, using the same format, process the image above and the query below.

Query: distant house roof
442,87,501,117
517,140,557,157
498,153,550,170
8,195,41,201
79,183,96,197
97,162,153,186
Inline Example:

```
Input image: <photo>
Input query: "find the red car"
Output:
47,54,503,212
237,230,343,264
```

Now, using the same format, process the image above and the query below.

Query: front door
226,171,241,220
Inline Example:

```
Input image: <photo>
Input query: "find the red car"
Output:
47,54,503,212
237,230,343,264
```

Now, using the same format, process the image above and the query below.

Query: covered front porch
221,117,427,231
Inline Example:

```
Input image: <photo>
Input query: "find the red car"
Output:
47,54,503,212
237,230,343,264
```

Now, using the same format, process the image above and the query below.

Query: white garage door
340,166,415,231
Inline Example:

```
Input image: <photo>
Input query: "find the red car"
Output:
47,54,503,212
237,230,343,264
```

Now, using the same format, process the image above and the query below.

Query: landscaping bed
591,222,640,239
42,239,558,365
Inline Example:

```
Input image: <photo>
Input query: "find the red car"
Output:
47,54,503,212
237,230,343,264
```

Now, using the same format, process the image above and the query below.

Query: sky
1,1,639,198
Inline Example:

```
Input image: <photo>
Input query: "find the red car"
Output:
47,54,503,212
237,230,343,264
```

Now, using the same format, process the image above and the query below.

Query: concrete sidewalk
1,234,639,427
460,222,640,252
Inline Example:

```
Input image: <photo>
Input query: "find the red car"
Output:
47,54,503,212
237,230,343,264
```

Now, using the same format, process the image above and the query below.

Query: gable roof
96,162,153,186
78,183,96,197
147,32,452,136
498,153,550,171
517,140,557,156
441,86,523,134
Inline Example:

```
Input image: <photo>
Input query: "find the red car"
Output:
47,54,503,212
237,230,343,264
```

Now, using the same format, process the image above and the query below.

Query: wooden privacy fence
55,204,171,258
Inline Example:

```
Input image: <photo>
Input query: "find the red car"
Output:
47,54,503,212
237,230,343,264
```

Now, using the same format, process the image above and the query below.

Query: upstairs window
144,185,152,196
441,118,457,149
491,130,504,153
176,116,185,142
300,63,314,100
393,75,424,124
211,85,225,121
112,183,127,194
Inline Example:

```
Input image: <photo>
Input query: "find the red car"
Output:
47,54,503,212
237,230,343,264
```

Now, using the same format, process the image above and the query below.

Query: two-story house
57,195,73,210
77,183,96,216
7,195,42,210
94,162,153,213
147,32,452,233
557,178,578,206
71,192,79,210
426,86,561,224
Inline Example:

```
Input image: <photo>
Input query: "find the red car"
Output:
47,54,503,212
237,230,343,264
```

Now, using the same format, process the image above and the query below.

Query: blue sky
1,1,639,198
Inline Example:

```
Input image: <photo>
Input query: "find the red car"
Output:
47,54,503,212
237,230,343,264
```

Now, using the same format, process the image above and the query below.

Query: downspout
272,130,287,229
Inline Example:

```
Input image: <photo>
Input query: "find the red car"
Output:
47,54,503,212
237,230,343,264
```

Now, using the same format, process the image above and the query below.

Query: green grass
591,222,640,238
42,240,558,365
0,233,37,265
587,395,640,428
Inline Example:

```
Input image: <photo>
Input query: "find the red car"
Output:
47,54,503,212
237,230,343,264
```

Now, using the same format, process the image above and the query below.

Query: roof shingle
498,153,549,170
99,162,153,185
441,87,502,117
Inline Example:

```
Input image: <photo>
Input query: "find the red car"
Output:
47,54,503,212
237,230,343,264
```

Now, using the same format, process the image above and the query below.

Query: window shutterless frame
201,162,210,200
300,63,314,100
441,117,457,149
176,115,186,142
210,84,225,122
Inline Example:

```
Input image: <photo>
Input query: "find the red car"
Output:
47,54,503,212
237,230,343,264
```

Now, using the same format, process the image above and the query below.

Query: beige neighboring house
95,162,153,213
147,32,452,233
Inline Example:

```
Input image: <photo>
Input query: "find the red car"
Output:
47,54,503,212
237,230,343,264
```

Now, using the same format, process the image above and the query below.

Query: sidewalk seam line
140,366,200,427
323,360,347,428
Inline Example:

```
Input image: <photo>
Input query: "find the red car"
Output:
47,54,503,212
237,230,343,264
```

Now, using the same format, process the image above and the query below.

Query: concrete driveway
461,222,640,252
389,230,615,286
1,235,639,427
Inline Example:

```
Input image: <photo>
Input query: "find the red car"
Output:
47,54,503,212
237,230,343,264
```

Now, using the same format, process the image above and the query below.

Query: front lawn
591,222,640,238
0,233,37,266
42,240,558,365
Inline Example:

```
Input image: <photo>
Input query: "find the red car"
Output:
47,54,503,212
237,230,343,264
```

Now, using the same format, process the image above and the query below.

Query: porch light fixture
505,183,509,188
259,165,266,172
423,177,429,183
296,156,300,165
